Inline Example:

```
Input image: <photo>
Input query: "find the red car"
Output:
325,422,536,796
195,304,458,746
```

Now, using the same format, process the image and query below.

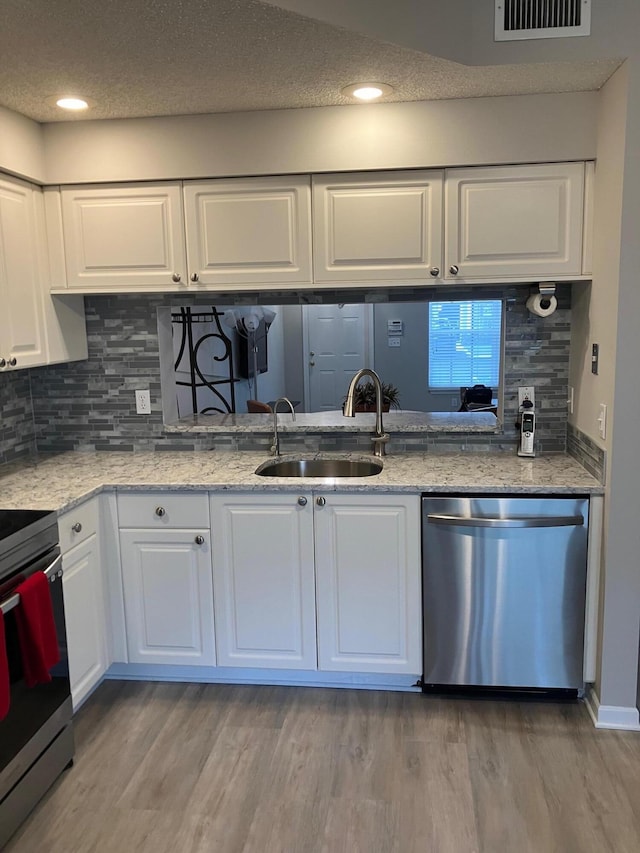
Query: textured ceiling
0,0,621,123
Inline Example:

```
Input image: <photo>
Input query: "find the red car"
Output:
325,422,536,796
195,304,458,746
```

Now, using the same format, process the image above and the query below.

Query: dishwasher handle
426,513,584,529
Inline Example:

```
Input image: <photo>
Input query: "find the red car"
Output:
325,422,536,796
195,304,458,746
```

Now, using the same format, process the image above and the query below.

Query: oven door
0,545,72,803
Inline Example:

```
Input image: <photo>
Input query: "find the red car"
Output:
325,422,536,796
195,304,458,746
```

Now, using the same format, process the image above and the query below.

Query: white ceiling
0,0,621,123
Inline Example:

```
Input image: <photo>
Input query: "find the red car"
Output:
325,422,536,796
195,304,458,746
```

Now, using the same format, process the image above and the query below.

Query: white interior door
303,304,371,411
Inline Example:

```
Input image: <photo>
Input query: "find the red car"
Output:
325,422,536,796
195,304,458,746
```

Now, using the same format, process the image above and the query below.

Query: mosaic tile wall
0,371,36,464
24,285,573,455
567,422,606,483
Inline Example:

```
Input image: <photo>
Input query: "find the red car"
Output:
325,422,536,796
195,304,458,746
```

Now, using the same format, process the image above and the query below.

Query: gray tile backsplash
5,285,573,459
0,371,36,464
567,422,606,483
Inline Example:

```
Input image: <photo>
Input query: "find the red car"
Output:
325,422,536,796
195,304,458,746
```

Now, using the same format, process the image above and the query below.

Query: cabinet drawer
58,497,100,553
117,492,209,529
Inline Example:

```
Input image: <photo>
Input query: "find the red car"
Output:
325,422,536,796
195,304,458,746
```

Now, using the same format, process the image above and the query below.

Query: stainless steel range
0,509,74,848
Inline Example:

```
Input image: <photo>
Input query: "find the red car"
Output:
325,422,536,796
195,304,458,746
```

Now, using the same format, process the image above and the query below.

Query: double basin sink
255,457,383,478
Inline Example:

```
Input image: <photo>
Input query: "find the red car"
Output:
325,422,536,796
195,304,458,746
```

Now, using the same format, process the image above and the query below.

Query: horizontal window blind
428,300,502,389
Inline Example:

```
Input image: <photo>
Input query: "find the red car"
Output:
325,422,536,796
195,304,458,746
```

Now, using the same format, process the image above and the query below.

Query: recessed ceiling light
341,83,393,102
46,95,94,111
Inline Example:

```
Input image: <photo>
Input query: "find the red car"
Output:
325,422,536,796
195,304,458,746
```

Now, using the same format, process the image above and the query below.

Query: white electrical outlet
598,403,607,439
568,386,574,415
518,386,535,411
135,389,151,414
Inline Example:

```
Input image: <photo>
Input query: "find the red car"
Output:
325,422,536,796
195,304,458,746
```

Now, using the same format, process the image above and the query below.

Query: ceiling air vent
495,0,591,41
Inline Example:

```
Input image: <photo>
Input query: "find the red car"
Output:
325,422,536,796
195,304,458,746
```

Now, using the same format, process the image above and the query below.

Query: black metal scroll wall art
172,307,237,415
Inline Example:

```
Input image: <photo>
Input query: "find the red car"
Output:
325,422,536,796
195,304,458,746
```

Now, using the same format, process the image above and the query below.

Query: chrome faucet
271,397,296,456
343,368,389,457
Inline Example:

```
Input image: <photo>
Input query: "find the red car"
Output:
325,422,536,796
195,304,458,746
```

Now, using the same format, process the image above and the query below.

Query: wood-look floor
6,681,640,853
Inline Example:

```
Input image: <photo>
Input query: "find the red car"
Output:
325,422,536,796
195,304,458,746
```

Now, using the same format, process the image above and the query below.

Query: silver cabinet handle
316,496,326,507
297,496,307,506
8,357,17,366
426,514,584,529
155,506,166,517
429,267,440,277
190,273,199,283
172,273,182,283
195,535,205,545
449,265,459,276
72,522,82,533
0,358,5,368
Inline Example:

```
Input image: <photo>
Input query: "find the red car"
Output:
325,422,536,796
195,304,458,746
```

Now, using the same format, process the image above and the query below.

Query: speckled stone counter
0,450,602,513
166,410,499,434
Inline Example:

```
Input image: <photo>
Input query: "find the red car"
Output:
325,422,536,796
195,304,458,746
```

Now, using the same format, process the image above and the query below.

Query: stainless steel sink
255,457,383,478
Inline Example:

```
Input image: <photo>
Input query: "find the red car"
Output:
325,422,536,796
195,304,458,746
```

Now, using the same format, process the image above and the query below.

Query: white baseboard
585,686,640,731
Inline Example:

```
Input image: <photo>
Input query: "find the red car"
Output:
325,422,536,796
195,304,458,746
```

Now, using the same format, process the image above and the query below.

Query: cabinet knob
155,506,166,517
190,273,199,283
449,264,459,276
8,357,16,366
297,496,307,506
0,358,5,368
172,273,182,283
195,534,205,545
429,267,440,277
316,496,326,507
309,361,315,367
72,522,82,533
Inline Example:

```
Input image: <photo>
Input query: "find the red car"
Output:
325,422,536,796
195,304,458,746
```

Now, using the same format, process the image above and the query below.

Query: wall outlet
568,386,574,415
135,389,151,414
598,403,607,439
518,386,535,412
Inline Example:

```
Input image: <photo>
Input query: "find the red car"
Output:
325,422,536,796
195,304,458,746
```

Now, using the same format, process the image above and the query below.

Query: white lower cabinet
59,498,108,709
210,494,316,669
119,528,215,666
314,494,422,674
211,492,421,676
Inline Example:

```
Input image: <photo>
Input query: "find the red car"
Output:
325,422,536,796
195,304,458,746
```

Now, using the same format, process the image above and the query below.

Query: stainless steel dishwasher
422,495,589,693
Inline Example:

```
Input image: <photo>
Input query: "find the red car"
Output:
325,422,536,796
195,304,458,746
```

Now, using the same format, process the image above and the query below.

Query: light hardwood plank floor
5,681,640,853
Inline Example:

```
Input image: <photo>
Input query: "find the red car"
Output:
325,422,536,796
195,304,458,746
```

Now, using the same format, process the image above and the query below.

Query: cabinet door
210,494,316,669
0,176,46,369
62,532,108,709
314,494,421,674
120,529,215,666
60,183,187,291
445,163,585,279
184,176,312,287
312,171,443,282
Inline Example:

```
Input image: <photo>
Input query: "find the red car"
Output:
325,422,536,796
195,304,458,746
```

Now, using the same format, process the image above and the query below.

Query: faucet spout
343,368,389,458
271,397,296,456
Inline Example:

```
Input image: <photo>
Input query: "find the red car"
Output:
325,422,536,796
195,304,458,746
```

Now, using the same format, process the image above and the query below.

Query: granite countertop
166,410,499,434
0,450,602,514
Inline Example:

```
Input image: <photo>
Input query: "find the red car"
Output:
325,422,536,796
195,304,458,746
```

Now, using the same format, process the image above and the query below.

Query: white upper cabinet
312,171,443,282
183,176,312,287
0,176,86,371
445,163,585,280
58,182,187,291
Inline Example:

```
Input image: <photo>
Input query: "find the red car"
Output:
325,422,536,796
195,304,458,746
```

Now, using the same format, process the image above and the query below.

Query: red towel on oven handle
15,571,60,688
0,611,9,720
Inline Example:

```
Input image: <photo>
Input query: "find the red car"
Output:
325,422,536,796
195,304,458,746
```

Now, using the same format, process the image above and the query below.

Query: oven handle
426,514,584,528
0,553,63,616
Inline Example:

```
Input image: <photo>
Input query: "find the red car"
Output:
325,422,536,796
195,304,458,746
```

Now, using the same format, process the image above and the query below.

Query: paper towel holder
529,282,556,313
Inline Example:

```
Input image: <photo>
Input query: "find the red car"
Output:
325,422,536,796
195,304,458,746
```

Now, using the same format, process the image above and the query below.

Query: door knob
8,357,16,366
449,265,459,275
316,496,326,507
190,273,199,282
429,267,440,277
195,535,205,545
155,506,166,517
297,496,307,506
172,273,182,283
72,522,82,533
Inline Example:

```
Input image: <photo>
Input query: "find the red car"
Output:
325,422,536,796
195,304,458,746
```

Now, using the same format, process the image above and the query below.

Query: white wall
42,93,597,184
0,106,45,182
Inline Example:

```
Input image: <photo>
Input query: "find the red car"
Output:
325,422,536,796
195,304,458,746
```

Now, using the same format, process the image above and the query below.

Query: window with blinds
428,300,503,389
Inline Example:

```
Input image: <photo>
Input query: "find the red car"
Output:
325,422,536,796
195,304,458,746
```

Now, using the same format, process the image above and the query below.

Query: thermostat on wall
387,319,403,336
